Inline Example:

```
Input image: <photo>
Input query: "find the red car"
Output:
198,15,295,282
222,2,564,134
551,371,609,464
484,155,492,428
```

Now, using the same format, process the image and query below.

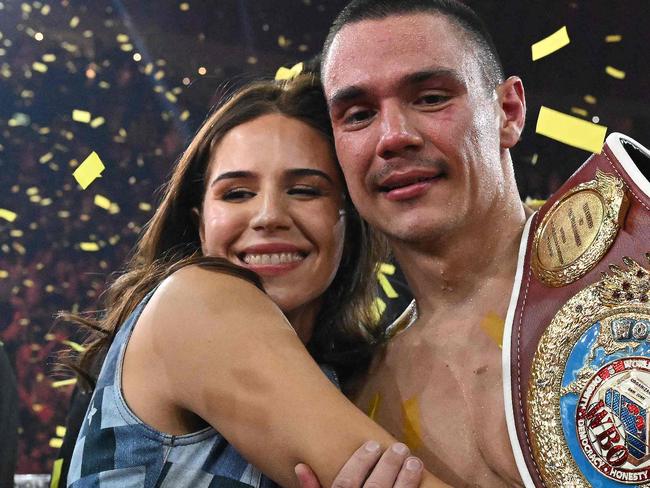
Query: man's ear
192,207,204,246
497,76,526,149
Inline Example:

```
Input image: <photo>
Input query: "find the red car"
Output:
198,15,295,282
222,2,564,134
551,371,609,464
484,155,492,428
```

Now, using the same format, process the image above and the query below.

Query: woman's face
199,113,346,337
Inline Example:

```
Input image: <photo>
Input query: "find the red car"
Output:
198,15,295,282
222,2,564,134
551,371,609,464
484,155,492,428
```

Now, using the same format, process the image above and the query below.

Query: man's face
323,14,508,244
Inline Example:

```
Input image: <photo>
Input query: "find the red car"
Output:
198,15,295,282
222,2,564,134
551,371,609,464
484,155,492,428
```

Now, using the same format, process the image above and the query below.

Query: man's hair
322,0,505,89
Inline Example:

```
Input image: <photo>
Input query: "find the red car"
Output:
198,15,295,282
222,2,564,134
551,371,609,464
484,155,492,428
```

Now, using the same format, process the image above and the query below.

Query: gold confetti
79,242,100,252
116,33,129,43
69,16,79,28
605,66,626,79
90,116,105,128
367,393,381,421
51,378,77,388
62,339,86,352
376,262,398,298
0,208,17,222
39,152,53,164
531,153,539,165
56,425,66,437
32,61,48,73
0,270,8,279
531,26,570,61
73,151,105,189
402,397,423,450
370,296,387,323
180,110,190,121
536,106,607,153
570,107,588,117
49,438,63,449
480,311,505,348
275,62,304,81
72,109,91,123
51,459,63,488
605,34,622,43
138,202,152,211
94,194,112,210
278,35,291,48
584,94,597,105
179,2,190,11
10,230,23,237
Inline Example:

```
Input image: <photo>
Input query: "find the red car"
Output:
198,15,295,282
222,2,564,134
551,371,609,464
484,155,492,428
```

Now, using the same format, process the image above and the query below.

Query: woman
65,75,445,488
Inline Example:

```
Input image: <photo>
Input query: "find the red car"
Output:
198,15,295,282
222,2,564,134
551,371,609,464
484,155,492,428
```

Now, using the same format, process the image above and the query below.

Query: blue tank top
67,287,339,487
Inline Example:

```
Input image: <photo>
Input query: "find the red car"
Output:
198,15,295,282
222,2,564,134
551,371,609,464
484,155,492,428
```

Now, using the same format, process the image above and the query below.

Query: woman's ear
192,207,204,245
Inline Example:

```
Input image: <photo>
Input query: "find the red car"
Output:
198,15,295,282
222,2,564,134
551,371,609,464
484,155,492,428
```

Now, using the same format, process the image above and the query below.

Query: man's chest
353,323,523,486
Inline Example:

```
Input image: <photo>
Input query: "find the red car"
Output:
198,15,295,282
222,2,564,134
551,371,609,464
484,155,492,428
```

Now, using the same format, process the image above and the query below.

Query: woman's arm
128,266,448,488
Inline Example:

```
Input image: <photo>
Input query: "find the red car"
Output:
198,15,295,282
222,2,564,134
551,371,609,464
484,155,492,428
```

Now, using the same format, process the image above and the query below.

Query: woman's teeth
243,252,305,265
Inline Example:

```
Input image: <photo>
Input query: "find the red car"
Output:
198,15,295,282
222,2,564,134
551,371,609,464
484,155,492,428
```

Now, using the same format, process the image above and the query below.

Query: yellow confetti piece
570,106,588,117
278,35,291,48
531,153,539,165
0,270,8,279
72,109,91,123
120,43,134,52
367,393,381,421
605,66,626,79
536,106,607,153
32,61,48,73
179,2,190,11
180,110,190,121
79,242,100,252
51,378,77,388
90,116,105,128
275,62,304,81
94,194,112,210
0,208,17,222
49,438,63,449
69,16,79,28
13,242,26,255
73,151,105,189
56,425,66,437
370,296,387,323
139,202,152,211
376,262,398,298
116,33,129,43
39,152,53,164
61,340,86,352
33,403,44,413
165,91,177,103
531,26,570,61
480,311,505,348
51,459,63,488
605,34,622,43
584,94,597,105
109,203,120,214
402,397,423,451
10,229,23,237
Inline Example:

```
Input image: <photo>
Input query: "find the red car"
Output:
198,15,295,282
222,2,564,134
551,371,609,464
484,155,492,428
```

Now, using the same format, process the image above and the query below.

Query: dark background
0,0,648,473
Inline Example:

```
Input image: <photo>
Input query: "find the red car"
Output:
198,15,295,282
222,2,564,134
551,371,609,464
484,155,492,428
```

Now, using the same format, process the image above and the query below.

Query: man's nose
250,192,291,231
376,103,424,159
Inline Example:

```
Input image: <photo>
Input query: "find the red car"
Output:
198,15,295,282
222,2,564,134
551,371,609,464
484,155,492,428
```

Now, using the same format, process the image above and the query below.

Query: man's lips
376,170,443,201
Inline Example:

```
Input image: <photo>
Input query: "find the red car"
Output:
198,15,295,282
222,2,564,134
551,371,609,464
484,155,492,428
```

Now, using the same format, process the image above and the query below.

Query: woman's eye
288,186,322,197
222,189,255,201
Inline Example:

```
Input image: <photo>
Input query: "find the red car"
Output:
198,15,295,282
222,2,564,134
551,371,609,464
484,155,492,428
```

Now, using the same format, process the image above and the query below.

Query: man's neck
391,197,529,319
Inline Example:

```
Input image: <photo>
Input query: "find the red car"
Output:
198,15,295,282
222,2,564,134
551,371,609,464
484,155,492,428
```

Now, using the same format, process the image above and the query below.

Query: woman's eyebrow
286,168,334,184
210,170,254,188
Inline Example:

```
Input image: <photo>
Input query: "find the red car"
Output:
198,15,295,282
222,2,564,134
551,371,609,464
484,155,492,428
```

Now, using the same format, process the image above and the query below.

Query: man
320,0,528,485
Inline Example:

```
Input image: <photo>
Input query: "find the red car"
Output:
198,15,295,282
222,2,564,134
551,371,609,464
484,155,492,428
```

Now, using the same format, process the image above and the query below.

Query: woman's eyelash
288,186,322,196
222,189,254,200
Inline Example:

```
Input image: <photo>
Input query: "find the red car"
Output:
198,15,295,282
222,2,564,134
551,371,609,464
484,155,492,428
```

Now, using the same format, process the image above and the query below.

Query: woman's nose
250,193,292,232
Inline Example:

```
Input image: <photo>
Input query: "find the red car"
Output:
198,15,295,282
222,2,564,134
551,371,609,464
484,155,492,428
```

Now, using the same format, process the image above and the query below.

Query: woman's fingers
295,441,424,488
331,440,383,488
392,457,424,488
361,442,411,488
295,463,322,488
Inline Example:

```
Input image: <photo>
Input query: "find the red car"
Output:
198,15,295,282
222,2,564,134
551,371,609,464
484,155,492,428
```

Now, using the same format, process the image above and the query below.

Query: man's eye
416,94,450,106
222,189,255,201
288,186,322,197
344,109,374,125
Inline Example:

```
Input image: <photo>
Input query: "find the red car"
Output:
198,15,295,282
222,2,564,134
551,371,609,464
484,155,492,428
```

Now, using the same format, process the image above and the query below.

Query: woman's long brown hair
62,74,386,389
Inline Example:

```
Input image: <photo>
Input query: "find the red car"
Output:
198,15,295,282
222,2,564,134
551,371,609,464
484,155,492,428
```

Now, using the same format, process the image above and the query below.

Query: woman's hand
295,441,424,488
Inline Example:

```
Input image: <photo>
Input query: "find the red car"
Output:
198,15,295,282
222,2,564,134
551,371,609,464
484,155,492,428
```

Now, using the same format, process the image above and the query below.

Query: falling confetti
536,106,607,153
73,152,105,189
0,208,17,222
72,109,92,123
605,66,626,79
531,26,570,61
605,34,622,43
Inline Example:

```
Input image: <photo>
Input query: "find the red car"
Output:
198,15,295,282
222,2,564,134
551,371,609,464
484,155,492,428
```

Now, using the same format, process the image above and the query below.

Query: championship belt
504,133,650,487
